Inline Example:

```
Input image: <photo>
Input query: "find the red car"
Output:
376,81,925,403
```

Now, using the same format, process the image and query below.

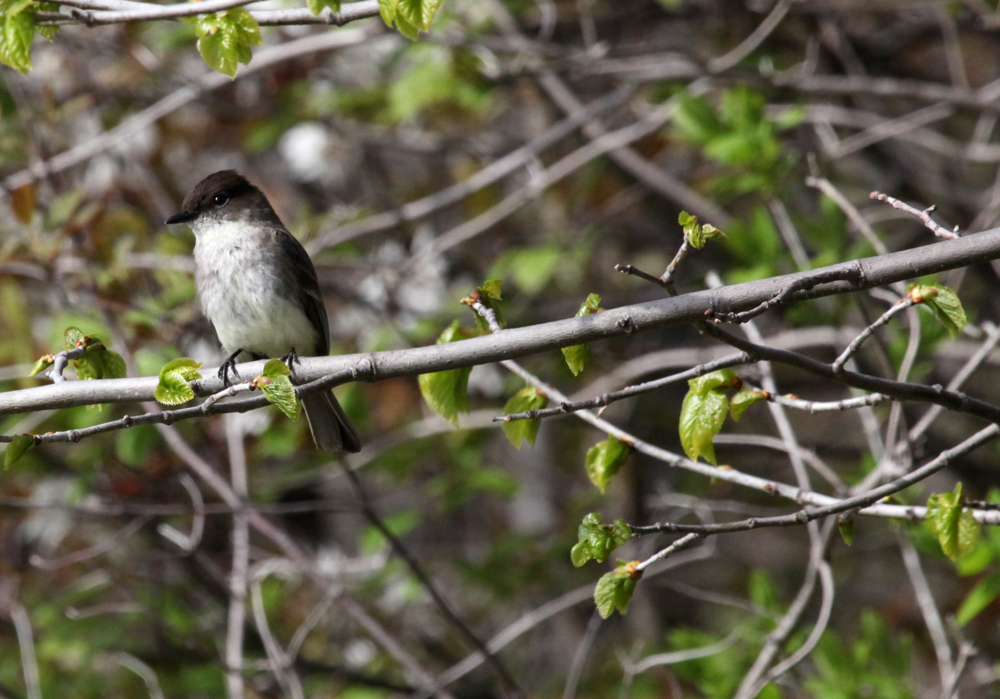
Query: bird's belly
195,234,320,359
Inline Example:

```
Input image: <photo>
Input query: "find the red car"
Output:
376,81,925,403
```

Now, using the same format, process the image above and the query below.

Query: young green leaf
955,568,1000,626
306,0,340,14
378,0,398,25
64,325,85,350
594,561,641,618
729,388,764,421
466,279,506,332
501,386,547,449
570,512,632,567
0,0,36,74
155,358,204,406
396,0,444,31
4,434,35,469
74,339,127,382
837,514,854,547
562,293,603,376
584,434,630,493
911,284,966,339
926,482,980,561
678,210,724,249
195,8,262,78
418,320,471,426
480,278,502,300
256,363,301,421
29,354,54,377
679,390,728,465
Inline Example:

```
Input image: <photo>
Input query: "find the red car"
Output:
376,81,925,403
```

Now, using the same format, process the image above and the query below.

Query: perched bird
166,170,362,453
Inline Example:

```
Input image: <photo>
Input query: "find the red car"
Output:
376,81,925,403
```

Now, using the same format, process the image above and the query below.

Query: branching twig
870,192,961,239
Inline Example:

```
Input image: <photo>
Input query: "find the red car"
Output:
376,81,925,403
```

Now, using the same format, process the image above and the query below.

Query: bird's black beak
165,211,197,225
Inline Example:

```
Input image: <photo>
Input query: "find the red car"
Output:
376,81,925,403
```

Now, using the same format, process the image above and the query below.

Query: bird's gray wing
274,227,330,356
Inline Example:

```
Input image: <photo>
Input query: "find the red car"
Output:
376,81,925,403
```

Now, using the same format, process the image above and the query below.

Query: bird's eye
213,193,229,206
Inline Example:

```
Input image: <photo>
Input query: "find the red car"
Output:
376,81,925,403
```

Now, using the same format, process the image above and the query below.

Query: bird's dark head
165,170,280,229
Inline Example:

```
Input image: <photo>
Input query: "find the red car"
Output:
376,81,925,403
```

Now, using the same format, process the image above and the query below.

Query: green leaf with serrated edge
562,293,603,375
678,211,695,227
584,434,630,493
0,0,34,74
501,386,547,449
262,358,291,378
956,568,1000,625
29,355,53,377
594,562,641,618
729,389,763,421
63,325,84,350
571,513,632,567
260,375,301,421
396,0,444,31
679,388,728,465
306,0,340,14
926,483,980,561
195,8,261,78
924,284,966,339
418,320,471,425
378,0,398,24
4,434,34,469
155,358,203,406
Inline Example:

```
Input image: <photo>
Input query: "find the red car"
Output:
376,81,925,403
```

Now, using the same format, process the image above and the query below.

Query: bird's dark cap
165,170,261,225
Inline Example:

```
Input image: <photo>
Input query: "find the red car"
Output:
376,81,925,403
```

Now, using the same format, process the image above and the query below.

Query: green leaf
584,434,630,493
258,372,301,421
679,211,725,250
729,389,763,421
155,358,203,406
926,483,980,561
501,386,547,449
393,11,420,39
594,561,641,618
34,1,56,40
377,0,398,24
261,358,291,378
74,339,127,382
837,514,854,546
956,568,1000,625
396,0,444,31
0,0,35,74
571,512,632,567
913,284,966,339
562,293,603,376
29,354,53,377
63,325,85,350
679,388,729,465
306,0,340,14
418,320,471,426
468,279,506,332
480,279,502,300
4,434,34,469
195,8,261,78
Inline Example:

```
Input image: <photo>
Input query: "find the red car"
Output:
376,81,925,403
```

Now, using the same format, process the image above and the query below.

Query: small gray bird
166,170,362,453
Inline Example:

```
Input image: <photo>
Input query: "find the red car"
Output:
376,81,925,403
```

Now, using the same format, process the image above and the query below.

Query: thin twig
870,192,961,239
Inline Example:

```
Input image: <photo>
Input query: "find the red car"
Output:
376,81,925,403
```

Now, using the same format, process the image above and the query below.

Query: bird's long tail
301,390,362,453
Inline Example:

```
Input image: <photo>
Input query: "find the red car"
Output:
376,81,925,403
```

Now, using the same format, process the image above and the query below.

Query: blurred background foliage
2,0,1000,696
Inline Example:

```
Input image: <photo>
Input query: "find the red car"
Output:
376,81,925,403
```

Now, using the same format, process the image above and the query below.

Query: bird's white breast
193,220,320,359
